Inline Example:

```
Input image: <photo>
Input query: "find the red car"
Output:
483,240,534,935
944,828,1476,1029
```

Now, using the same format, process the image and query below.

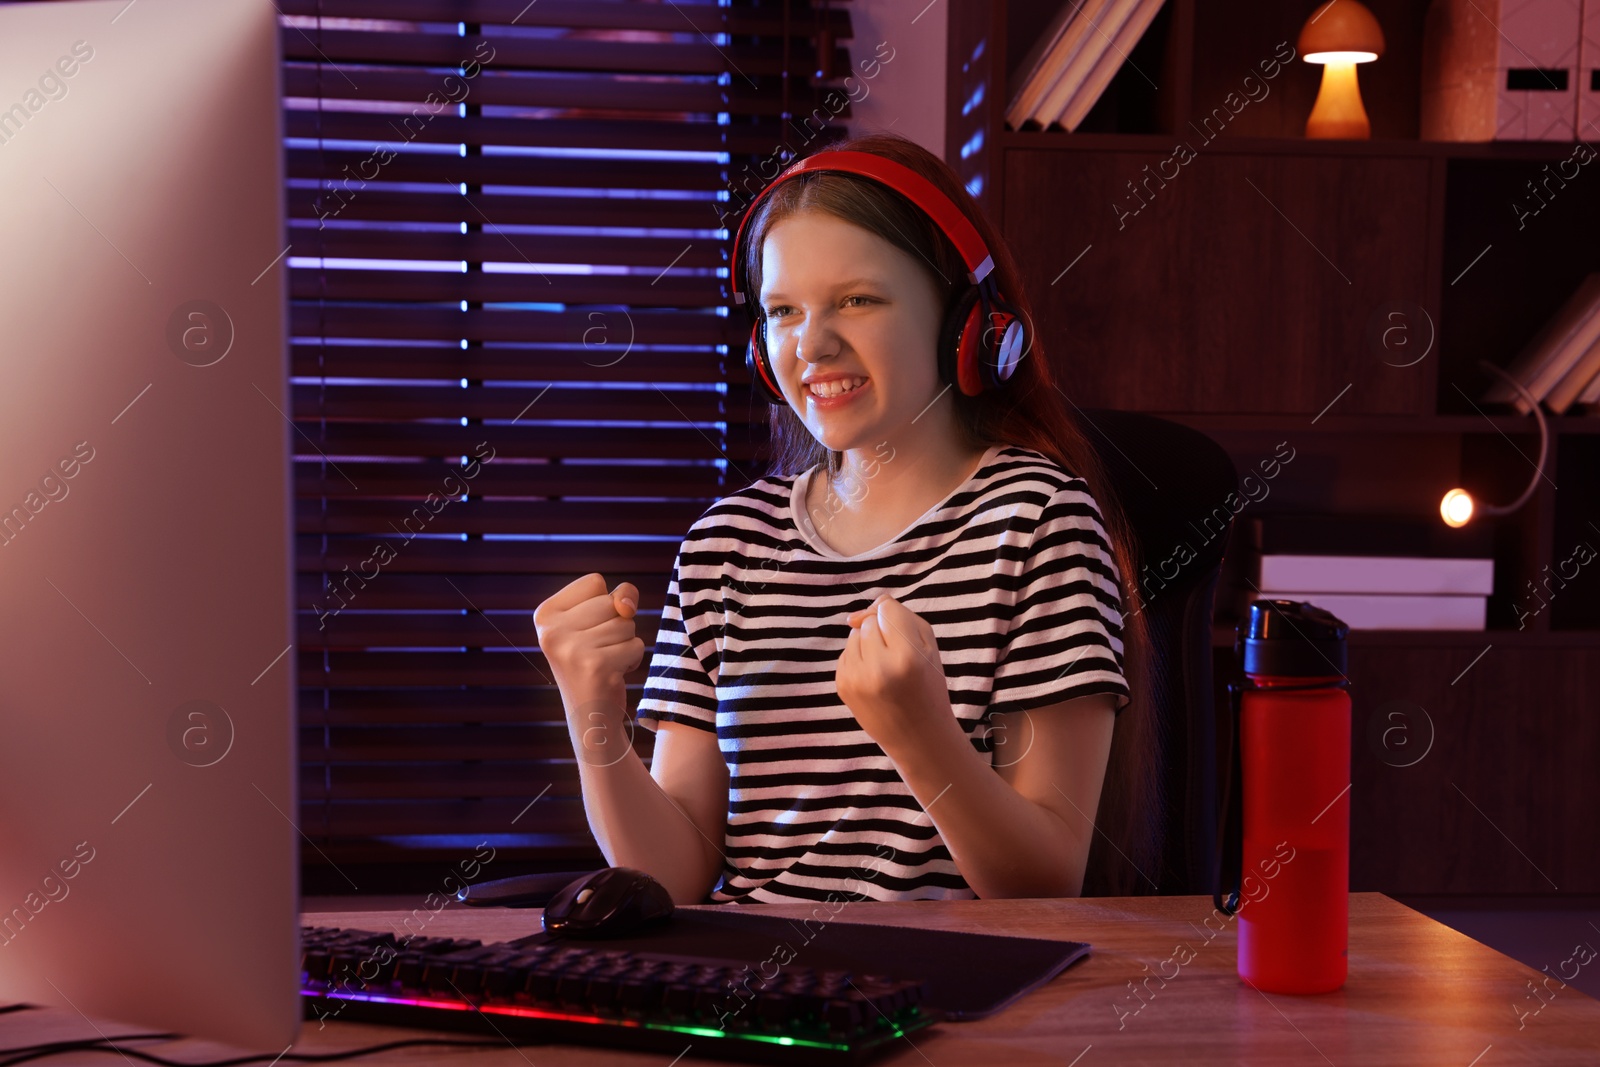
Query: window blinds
281,0,853,881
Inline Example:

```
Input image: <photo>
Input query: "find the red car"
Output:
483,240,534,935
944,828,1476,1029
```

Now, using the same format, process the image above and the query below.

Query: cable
0,1036,534,1067
0,1037,179,1062
0,1011,531,1067
1471,358,1551,516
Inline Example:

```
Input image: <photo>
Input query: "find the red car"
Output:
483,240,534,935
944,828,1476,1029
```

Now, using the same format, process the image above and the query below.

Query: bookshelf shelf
1210,624,1600,650
1154,413,1600,436
949,0,1600,898
995,129,1595,163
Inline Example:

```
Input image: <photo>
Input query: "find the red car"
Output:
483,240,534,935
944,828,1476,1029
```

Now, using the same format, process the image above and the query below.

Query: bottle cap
1237,598,1349,679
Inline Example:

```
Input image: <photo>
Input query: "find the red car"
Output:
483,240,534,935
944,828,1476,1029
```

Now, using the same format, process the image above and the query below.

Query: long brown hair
737,131,1161,896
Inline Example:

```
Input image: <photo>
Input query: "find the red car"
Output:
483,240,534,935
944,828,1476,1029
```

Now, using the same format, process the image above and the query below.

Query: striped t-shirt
633,443,1131,904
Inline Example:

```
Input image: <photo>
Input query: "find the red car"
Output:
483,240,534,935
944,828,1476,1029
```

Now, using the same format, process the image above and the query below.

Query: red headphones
729,150,1030,405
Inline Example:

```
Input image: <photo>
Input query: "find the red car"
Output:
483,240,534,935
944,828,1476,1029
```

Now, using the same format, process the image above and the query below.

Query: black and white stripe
634,444,1130,904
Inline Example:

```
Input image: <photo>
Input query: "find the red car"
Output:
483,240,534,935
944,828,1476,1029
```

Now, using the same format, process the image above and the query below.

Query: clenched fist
533,572,644,711
836,594,953,753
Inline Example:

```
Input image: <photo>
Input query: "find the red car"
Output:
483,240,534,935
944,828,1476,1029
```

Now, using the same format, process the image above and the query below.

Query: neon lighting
299,988,904,1051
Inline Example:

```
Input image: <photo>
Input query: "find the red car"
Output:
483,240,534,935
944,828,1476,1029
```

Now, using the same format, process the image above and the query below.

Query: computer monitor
0,0,299,1049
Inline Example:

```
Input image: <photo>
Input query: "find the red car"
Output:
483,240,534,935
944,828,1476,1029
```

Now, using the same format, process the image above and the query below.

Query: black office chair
1077,409,1239,896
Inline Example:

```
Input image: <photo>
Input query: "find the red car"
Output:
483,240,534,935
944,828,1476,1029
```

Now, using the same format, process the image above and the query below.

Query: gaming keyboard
300,924,942,1065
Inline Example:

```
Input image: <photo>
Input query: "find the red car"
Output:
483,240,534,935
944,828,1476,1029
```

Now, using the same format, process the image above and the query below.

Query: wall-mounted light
1298,1,1385,139
1440,361,1551,528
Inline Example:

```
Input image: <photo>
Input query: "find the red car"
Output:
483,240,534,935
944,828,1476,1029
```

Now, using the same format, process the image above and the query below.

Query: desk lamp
1440,360,1551,527
1298,0,1386,139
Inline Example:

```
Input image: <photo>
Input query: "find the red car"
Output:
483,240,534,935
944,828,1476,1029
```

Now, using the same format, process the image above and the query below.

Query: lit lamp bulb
1440,488,1474,528
1298,0,1385,139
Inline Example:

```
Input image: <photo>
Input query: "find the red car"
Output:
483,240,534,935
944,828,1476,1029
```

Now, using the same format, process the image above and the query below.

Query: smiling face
757,209,948,455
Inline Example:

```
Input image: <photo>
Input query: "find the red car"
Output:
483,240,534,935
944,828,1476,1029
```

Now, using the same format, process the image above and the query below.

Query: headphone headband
729,150,995,308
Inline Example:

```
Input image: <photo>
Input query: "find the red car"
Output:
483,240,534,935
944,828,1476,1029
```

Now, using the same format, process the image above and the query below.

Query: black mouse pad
510,908,1090,1020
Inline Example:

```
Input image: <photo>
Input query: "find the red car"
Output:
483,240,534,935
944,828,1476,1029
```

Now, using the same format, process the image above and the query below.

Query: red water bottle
1215,599,1351,994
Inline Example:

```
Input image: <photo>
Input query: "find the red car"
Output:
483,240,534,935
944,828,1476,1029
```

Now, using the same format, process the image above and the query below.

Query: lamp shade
1298,0,1386,62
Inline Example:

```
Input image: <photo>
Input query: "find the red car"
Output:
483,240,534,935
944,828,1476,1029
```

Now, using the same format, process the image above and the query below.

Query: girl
535,132,1155,906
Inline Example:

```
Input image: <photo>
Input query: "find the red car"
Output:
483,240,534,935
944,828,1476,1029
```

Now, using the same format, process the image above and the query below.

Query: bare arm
877,691,1117,898
535,572,729,905
568,711,729,905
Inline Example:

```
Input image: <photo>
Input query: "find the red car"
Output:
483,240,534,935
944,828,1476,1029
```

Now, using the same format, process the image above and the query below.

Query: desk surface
12,893,1600,1065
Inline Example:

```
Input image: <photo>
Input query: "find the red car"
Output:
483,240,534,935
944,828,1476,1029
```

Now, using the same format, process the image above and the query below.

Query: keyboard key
524,969,563,1001
755,991,796,1027
346,952,398,986
661,983,699,1017
824,998,863,1033
480,965,523,1000
443,964,485,997
555,974,596,1006
692,985,731,1021
394,955,429,989
586,976,622,1009
616,976,664,1012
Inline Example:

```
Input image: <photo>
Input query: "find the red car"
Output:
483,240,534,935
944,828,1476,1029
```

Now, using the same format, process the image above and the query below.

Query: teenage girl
534,132,1154,906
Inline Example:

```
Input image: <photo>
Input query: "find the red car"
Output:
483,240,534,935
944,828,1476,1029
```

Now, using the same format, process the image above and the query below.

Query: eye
764,305,791,319
844,295,874,307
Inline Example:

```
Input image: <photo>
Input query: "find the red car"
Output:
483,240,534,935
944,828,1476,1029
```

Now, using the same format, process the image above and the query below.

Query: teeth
807,376,867,398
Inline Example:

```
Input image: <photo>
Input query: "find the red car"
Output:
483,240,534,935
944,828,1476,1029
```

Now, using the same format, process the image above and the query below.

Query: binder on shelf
1421,0,1582,141
1578,360,1600,409
1544,333,1600,413
1247,514,1494,558
1482,272,1600,413
1248,591,1487,631
1581,0,1600,137
1033,0,1142,130
1004,0,1110,130
1057,0,1170,132
1236,516,1494,631
1255,554,1494,596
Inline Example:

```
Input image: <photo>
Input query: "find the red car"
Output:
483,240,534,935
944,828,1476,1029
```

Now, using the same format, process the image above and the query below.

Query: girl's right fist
532,573,644,699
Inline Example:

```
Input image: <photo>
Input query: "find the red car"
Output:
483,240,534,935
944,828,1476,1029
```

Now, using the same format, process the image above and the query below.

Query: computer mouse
540,866,675,939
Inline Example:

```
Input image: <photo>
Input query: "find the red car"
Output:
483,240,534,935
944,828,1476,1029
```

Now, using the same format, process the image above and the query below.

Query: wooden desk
9,893,1599,1064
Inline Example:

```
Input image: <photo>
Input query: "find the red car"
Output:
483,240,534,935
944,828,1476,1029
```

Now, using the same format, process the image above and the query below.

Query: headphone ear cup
746,319,785,405
981,289,1028,390
938,285,984,397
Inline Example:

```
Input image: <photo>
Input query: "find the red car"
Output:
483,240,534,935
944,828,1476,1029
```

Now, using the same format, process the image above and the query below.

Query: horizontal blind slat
292,458,729,497
289,383,746,421
301,612,668,650
285,147,725,190
301,765,587,802
291,273,727,307
296,539,682,575
283,66,841,116
297,650,655,688
295,498,708,536
283,111,838,156
301,687,572,723
289,306,740,346
294,573,672,613
287,187,726,229
290,230,726,266
285,424,767,459
299,799,592,837
280,28,845,79
278,0,849,37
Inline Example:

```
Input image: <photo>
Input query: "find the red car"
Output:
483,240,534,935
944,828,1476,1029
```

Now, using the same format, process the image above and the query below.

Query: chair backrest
1078,409,1239,895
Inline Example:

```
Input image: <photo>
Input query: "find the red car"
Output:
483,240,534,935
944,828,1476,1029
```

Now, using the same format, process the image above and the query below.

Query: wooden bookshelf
947,0,1600,896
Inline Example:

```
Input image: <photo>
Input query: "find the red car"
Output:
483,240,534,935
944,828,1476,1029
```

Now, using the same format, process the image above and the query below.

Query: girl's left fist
836,594,950,750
